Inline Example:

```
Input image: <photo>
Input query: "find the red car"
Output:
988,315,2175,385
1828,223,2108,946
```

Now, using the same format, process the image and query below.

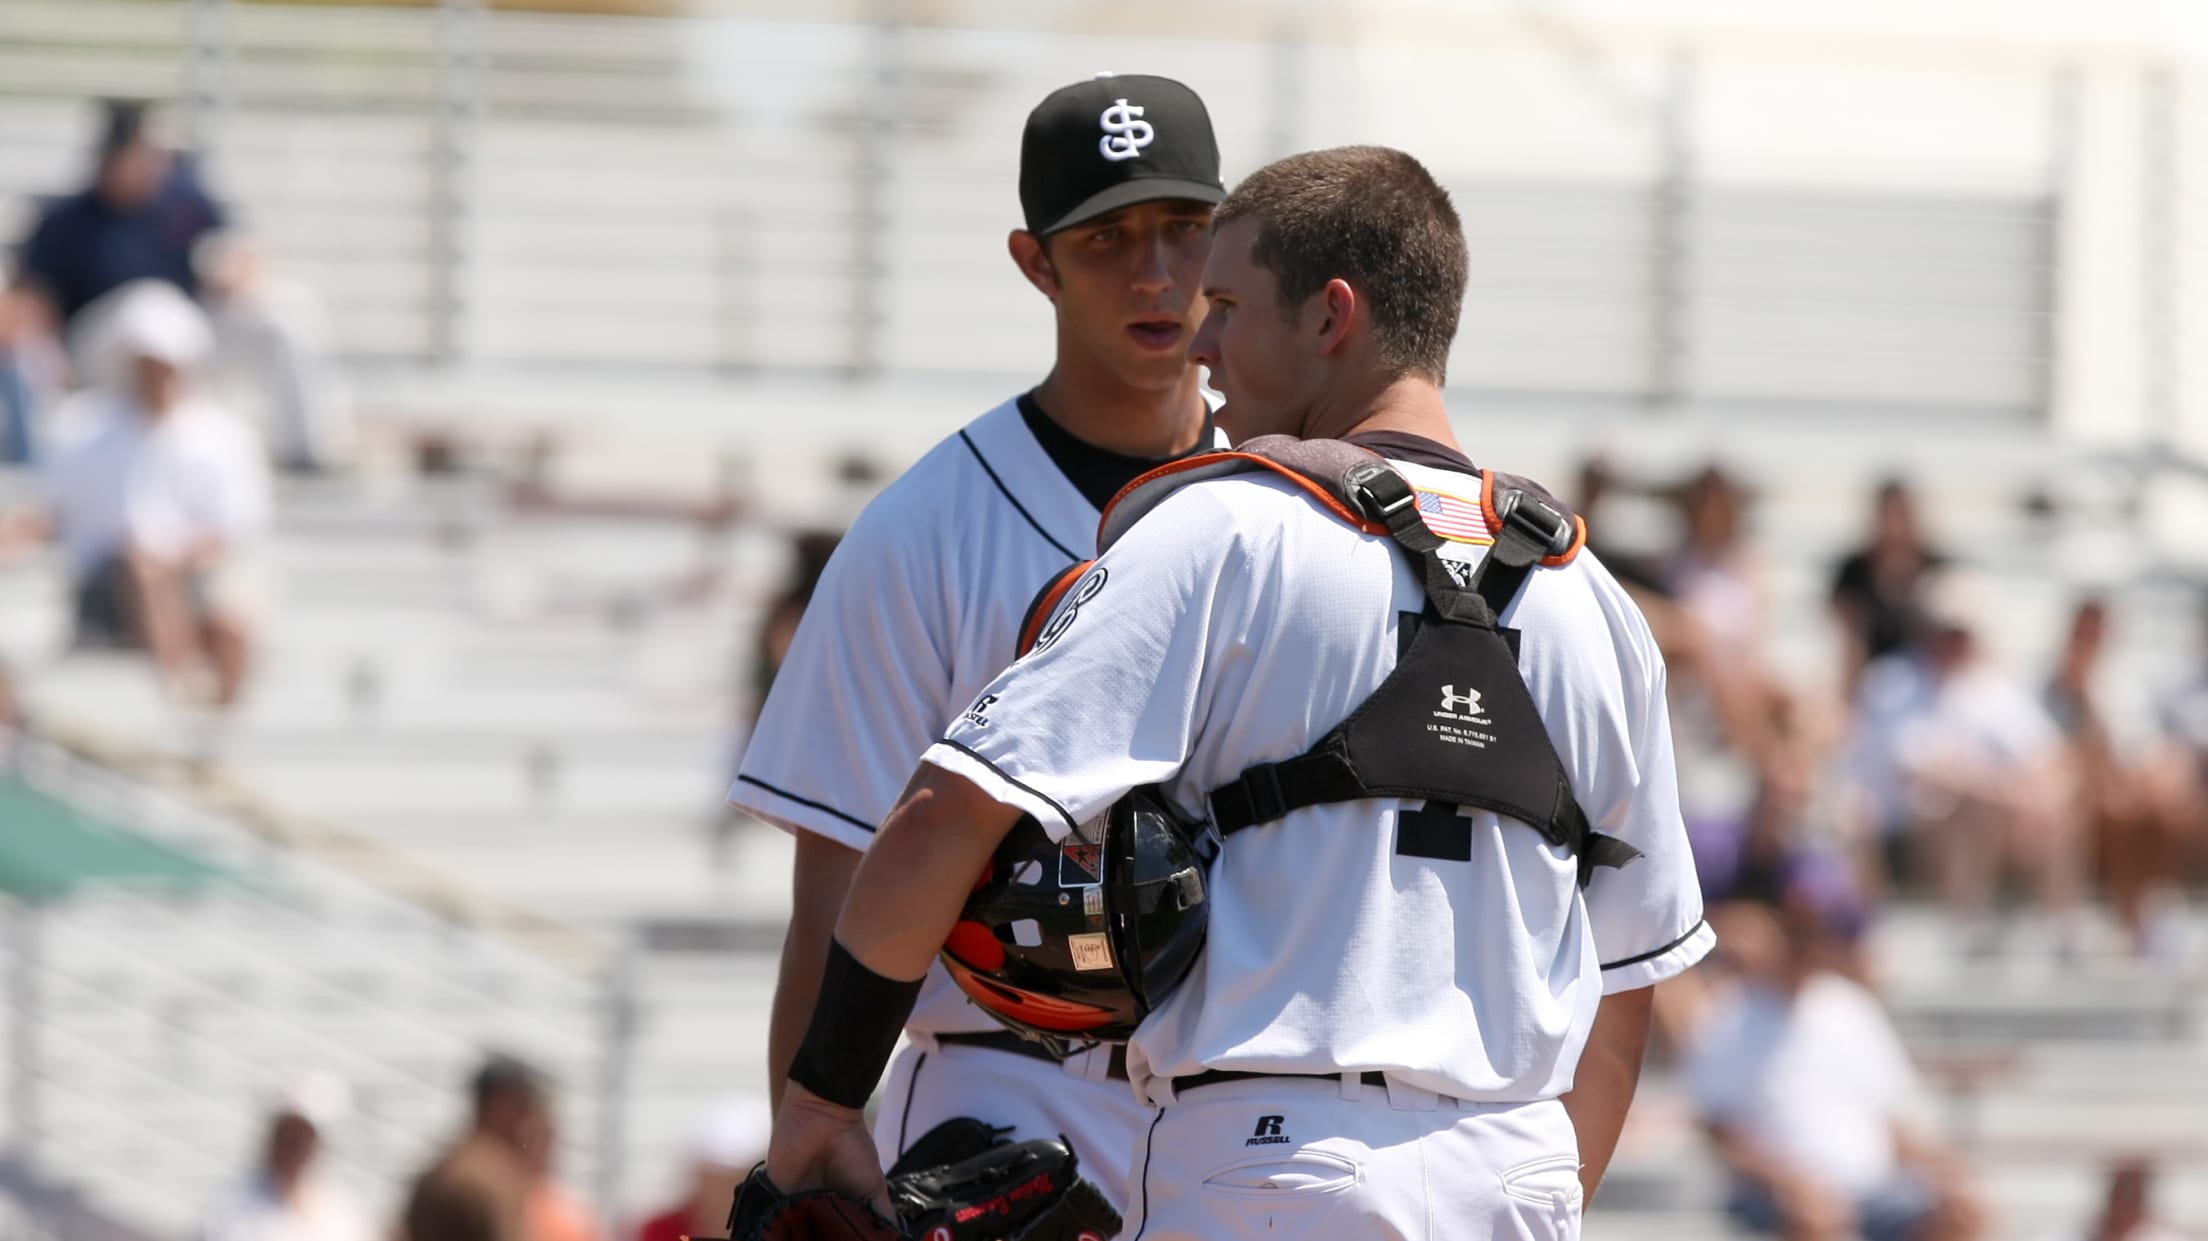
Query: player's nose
1132,232,1174,295
1187,308,1220,369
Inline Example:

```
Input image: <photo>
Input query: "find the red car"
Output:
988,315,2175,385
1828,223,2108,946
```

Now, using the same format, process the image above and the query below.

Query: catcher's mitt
703,1130,1121,1241
708,1164,901,1241
891,1134,1102,1241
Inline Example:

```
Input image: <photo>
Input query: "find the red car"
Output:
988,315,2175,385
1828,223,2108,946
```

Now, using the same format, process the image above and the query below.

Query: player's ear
1008,230,1059,299
1311,278,1357,357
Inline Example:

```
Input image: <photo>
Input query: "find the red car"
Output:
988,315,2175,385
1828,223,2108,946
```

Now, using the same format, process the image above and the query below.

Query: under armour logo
1440,685,1483,714
1098,99,1154,161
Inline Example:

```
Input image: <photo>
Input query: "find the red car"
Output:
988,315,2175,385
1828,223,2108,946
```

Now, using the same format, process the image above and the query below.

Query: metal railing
3,736,636,1239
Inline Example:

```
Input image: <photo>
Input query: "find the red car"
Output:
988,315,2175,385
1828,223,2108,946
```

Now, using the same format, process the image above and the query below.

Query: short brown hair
1215,146,1467,382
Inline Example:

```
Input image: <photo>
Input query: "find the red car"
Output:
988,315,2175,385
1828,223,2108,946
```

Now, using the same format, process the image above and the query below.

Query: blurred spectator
1653,464,1815,922
400,1055,546,1241
1849,572,2080,949
1688,903,1985,1241
750,529,844,721
2046,599,2189,958
199,1074,374,1241
0,281,270,713
196,233,354,474
0,282,65,464
4,100,224,466
1831,478,1945,697
1659,695,1873,1057
1572,454,1663,594
635,1098,767,1241
2070,1158,2188,1241
1665,464,1767,654
13,100,225,333
520,1104,604,1241
719,528,845,858
2146,606,2208,937
1698,701,1873,972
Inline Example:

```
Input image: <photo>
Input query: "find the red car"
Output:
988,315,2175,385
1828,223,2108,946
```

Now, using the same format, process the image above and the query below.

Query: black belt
934,1031,1129,1081
1172,1069,1389,1096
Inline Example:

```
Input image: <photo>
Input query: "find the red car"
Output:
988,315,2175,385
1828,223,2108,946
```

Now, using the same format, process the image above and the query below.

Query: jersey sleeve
729,504,954,851
921,484,1249,840
1565,557,1714,994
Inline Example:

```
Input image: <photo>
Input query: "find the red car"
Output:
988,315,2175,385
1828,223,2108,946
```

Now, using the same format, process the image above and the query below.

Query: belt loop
1338,1071,1361,1101
1150,1075,1179,1108
1382,1075,1438,1112
1063,1045,1096,1081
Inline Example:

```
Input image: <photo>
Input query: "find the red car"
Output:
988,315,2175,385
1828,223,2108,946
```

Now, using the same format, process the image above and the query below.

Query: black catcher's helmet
940,786,1210,1053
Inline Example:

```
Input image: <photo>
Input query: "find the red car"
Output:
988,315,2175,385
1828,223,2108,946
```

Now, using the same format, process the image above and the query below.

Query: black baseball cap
1019,73,1224,236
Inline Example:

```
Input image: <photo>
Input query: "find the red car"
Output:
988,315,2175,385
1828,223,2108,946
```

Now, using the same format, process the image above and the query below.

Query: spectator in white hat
199,1073,375,1241
0,278,271,716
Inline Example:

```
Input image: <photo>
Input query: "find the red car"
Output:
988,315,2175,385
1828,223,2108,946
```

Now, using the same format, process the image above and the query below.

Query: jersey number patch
1030,567,1107,655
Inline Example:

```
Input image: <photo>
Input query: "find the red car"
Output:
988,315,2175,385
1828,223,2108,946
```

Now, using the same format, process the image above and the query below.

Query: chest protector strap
1099,435,1639,887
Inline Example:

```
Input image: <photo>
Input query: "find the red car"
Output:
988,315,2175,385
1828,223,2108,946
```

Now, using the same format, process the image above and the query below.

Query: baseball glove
892,1134,1106,1241
709,1165,901,1241
703,1130,1120,1241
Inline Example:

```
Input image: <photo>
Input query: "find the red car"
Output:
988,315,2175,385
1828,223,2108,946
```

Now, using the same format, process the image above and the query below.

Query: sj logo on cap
1098,98,1154,161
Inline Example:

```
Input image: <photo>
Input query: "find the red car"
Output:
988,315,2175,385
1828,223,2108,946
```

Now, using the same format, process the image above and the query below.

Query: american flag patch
1416,489,1490,542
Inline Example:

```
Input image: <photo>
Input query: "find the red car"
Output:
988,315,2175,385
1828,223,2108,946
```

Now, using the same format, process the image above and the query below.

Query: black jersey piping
1599,919,1708,971
895,1050,927,1155
733,774,875,835
932,738,1079,834
1131,1107,1166,1240
959,430,1080,561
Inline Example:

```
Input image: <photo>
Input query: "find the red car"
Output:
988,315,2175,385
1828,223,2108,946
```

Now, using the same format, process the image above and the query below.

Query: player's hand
766,1083,893,1219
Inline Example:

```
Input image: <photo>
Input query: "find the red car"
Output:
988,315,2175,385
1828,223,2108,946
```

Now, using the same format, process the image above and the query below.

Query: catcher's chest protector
1097,436,1640,885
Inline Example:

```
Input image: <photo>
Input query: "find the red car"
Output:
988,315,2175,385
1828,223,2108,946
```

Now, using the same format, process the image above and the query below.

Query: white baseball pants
1122,1074,1582,1241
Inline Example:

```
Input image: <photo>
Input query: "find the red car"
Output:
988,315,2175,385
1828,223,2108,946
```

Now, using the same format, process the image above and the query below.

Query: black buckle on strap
1238,762,1288,828
1345,462,1415,522
1495,490,1572,558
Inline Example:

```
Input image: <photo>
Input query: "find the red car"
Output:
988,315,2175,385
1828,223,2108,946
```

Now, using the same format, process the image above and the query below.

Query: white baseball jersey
731,395,1221,1035
923,446,1712,1104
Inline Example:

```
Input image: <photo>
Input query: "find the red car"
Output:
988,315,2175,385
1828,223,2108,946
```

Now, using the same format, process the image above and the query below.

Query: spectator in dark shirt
4,101,226,465
1830,477,1944,697
14,100,227,331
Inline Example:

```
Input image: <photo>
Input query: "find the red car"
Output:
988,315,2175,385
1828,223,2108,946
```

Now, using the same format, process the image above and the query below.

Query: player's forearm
767,937,814,1112
781,767,1023,1114
835,765,1023,981
769,833,864,1110
1559,984,1654,1203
